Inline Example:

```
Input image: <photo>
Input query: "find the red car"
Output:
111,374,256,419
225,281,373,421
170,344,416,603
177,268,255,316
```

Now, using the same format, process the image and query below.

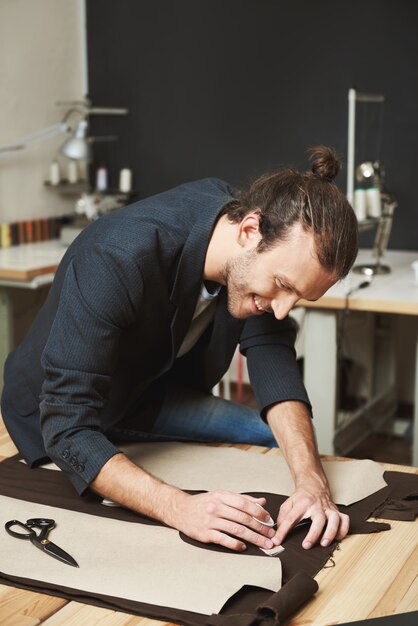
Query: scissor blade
33,539,79,567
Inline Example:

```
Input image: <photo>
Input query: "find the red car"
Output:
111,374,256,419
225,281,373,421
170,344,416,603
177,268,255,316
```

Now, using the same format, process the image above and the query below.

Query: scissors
5,518,79,568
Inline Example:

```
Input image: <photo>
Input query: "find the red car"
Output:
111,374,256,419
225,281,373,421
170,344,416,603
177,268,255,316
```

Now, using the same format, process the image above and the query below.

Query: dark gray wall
87,0,418,250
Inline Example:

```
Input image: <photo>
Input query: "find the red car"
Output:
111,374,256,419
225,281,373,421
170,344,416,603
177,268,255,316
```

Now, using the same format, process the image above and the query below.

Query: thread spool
68,160,78,184
1,224,11,248
366,187,382,218
96,166,108,192
119,168,132,193
353,188,367,221
49,160,60,186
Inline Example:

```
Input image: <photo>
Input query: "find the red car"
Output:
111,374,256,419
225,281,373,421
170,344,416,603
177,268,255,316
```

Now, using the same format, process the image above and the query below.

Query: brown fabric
0,455,160,526
205,614,258,626
373,499,418,521
348,520,391,533
179,489,392,583
371,474,418,521
204,572,318,625
256,571,319,621
179,493,336,583
0,455,416,625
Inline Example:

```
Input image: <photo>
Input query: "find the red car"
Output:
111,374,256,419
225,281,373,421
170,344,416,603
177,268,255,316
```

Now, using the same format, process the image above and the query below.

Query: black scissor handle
26,518,55,528
5,520,35,539
26,518,55,541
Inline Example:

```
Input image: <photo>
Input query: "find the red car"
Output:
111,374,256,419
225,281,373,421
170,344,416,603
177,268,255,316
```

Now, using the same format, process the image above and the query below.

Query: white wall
0,0,84,222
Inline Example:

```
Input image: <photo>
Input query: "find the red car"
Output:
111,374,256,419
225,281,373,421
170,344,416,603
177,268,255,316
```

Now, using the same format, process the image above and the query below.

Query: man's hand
266,400,350,550
92,453,279,552
171,490,280,552
274,487,350,549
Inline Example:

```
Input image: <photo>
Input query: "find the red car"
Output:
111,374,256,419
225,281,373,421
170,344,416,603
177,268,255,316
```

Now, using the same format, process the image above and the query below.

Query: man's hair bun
308,145,341,183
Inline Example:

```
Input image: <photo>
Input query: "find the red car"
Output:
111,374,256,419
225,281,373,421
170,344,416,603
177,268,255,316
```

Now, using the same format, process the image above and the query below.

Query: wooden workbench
0,416,417,625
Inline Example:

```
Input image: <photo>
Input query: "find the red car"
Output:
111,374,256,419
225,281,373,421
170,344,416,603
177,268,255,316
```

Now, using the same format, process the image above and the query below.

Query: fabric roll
257,572,319,622
204,572,318,625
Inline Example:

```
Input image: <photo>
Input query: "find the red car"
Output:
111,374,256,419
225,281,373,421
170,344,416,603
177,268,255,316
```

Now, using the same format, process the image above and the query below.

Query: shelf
44,180,89,196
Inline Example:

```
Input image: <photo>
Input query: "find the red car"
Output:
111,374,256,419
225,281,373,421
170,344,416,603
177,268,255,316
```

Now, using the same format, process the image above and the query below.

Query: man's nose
271,294,300,320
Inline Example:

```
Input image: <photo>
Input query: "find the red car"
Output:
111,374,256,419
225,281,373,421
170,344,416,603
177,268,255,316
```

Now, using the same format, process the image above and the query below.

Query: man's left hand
274,486,350,549
265,400,351,550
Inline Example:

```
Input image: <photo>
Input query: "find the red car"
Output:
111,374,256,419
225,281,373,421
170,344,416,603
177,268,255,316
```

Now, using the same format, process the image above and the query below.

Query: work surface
0,417,417,625
299,249,418,315
0,241,66,282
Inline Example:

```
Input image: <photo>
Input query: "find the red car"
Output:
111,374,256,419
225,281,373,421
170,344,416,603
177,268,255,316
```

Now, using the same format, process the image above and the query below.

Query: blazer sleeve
239,314,312,419
40,243,144,494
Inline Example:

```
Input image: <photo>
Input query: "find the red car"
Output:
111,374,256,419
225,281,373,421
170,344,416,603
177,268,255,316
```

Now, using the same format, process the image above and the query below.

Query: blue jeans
110,385,277,447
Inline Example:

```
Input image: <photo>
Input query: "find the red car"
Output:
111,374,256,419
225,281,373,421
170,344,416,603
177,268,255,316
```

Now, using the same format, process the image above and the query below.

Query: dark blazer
1,178,310,493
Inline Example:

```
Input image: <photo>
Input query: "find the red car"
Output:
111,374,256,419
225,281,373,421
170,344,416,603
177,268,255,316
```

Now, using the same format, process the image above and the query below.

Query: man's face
222,222,336,320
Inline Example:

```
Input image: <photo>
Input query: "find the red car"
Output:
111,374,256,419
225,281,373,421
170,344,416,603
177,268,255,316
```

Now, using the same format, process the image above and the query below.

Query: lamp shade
59,119,91,161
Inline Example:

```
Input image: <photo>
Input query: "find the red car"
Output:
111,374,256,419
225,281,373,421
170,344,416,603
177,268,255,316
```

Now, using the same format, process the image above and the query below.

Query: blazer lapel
169,219,218,361
202,289,244,389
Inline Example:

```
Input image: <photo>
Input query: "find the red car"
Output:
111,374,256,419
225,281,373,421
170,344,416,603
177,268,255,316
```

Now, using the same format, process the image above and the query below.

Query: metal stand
353,195,397,275
347,88,396,276
353,262,390,276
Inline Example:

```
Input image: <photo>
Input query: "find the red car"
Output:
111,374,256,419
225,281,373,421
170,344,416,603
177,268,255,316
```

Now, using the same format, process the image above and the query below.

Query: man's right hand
169,490,280,551
91,453,279,551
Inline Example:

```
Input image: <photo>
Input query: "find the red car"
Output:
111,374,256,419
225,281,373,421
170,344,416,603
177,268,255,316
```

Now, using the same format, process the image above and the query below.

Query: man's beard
221,250,257,319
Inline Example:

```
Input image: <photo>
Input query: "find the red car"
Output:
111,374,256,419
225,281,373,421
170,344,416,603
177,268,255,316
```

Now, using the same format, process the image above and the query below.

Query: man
1,146,358,553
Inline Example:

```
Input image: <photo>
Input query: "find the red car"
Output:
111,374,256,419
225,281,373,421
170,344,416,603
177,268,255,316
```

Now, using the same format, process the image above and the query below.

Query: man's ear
237,212,262,248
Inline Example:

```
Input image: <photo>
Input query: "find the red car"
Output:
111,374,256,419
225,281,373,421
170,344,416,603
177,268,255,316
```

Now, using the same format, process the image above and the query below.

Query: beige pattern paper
119,443,387,505
0,495,282,615
38,443,386,506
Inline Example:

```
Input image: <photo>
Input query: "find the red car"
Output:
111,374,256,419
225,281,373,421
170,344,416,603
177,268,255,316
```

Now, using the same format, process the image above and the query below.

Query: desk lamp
346,88,395,276
0,101,128,162
57,101,129,162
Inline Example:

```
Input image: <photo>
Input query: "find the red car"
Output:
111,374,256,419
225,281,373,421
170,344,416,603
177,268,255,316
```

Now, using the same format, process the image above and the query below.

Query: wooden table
0,416,417,626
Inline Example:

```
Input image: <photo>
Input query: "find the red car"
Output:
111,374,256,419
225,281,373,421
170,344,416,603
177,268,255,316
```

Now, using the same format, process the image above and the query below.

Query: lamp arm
89,107,128,115
60,107,86,124
0,122,69,156
57,101,128,116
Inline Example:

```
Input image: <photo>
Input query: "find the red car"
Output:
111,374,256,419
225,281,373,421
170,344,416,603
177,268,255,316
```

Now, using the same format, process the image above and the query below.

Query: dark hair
222,146,358,279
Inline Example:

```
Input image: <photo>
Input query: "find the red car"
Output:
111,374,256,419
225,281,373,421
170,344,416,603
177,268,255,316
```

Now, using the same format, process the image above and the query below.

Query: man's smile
253,295,272,314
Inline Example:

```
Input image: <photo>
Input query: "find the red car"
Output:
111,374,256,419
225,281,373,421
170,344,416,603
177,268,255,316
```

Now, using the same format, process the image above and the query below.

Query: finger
218,492,273,525
245,495,267,506
302,511,328,549
275,507,305,545
214,503,276,538
277,498,294,525
319,510,342,547
336,513,350,541
203,493,273,533
223,492,266,507
217,519,276,550
206,529,247,552
252,503,275,526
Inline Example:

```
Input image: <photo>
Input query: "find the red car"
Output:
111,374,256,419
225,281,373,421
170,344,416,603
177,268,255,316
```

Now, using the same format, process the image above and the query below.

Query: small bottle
353,188,367,221
49,160,60,186
68,160,78,184
119,168,132,193
96,166,108,192
366,187,382,218
1,224,12,247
